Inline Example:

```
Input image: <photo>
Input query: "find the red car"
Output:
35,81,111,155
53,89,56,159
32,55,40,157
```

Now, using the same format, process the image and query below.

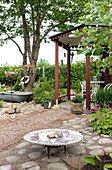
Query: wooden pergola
50,23,109,110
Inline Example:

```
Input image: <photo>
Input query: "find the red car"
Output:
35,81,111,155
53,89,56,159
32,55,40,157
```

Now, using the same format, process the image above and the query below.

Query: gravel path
0,108,72,146
0,104,112,170
0,111,112,170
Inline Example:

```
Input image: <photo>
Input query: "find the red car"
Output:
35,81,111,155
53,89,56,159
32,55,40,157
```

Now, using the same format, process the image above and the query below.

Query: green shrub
71,95,84,103
86,104,112,136
94,88,112,108
13,78,21,91
33,77,67,106
33,77,55,106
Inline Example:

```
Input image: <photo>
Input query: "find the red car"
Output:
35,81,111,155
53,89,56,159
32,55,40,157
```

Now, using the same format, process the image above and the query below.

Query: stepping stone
30,145,43,149
80,144,86,147
16,141,30,148
47,163,68,170
6,156,20,163
0,150,11,156
68,119,78,123
68,146,86,155
22,161,37,169
103,147,112,154
83,135,91,138
72,125,82,129
0,165,11,170
79,130,90,134
87,140,94,144
29,152,41,159
18,149,27,154
92,136,100,140
87,145,103,150
89,149,104,155
28,166,40,170
98,138,112,144
42,157,60,162
63,156,87,169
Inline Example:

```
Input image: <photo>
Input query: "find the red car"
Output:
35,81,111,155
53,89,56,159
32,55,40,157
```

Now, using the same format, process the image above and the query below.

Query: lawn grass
0,88,12,92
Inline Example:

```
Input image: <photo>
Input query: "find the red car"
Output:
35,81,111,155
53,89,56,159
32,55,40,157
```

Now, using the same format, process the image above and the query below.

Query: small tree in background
37,59,49,66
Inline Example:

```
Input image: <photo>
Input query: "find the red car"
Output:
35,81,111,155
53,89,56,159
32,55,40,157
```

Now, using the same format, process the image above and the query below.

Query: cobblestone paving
0,113,112,170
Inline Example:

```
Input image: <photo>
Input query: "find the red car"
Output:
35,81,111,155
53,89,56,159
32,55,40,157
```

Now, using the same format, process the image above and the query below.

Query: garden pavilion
50,23,112,110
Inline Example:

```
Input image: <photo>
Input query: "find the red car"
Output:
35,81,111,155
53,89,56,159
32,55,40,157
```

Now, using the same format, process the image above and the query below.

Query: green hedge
0,61,98,93
36,61,98,93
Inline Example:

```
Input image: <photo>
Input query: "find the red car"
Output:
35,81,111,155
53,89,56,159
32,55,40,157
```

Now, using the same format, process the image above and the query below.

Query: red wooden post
86,55,90,110
67,49,71,100
55,41,59,105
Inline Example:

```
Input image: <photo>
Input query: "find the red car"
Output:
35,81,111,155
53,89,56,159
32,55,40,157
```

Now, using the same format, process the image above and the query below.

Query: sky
0,35,85,67
0,37,55,66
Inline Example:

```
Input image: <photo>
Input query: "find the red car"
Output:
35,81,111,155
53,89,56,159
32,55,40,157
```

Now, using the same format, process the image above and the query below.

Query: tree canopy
0,0,89,47
70,0,112,72
0,0,90,90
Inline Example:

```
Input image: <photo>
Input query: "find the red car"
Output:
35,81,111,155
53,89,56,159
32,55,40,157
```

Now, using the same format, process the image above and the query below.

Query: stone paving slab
0,113,112,169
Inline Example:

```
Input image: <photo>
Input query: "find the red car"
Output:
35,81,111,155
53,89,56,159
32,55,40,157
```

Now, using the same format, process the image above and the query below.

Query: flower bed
85,104,112,136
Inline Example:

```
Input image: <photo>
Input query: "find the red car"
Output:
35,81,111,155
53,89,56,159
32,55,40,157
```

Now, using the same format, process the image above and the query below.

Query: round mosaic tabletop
23,129,83,146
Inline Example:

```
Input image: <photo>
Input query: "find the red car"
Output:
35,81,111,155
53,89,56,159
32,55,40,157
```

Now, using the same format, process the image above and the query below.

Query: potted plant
71,95,84,114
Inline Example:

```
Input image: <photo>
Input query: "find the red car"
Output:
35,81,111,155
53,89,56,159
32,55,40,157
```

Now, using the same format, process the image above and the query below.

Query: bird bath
0,91,33,103
2,71,33,113
3,71,33,103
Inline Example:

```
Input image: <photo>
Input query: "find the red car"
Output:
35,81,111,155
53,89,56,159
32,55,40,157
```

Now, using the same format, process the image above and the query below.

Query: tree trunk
24,45,40,91
23,54,27,76
24,63,36,91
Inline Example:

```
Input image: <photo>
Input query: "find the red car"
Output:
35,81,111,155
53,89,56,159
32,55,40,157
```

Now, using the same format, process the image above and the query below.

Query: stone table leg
47,146,50,159
64,145,67,153
46,145,67,159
